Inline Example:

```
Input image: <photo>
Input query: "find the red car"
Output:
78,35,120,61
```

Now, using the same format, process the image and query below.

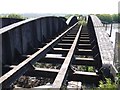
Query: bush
98,78,117,90
117,73,120,85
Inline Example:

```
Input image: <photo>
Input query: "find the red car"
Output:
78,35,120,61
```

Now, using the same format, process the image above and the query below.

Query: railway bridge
0,15,118,89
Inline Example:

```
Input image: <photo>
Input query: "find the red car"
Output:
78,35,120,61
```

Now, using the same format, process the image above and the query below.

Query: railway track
0,22,102,89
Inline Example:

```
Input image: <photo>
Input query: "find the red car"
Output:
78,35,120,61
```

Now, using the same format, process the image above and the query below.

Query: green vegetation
64,14,73,19
78,66,94,72
96,14,112,23
95,73,120,90
96,14,120,23
117,73,120,85
34,62,61,69
0,14,26,19
98,78,117,90
65,14,120,24
65,14,87,25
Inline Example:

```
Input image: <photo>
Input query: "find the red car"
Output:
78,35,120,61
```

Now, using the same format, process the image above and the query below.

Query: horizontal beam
47,48,69,54
38,56,95,66
63,37,75,39
68,71,99,84
78,44,91,49
25,67,59,79
55,43,72,48
25,68,99,84
75,49,93,56
73,57,95,66
61,39,74,43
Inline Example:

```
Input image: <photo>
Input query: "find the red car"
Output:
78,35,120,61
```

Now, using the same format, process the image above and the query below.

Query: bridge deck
0,15,118,89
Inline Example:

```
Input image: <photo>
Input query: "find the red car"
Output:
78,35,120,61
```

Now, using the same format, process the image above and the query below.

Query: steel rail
52,25,82,88
0,22,78,88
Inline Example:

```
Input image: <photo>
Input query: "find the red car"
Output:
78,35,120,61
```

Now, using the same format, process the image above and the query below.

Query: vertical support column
109,23,113,37
105,23,107,30
48,18,53,38
0,19,2,89
36,20,42,46
0,19,2,28
41,19,47,42
0,34,2,89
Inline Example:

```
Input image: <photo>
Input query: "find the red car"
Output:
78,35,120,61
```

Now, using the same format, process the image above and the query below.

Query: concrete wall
0,16,67,66
89,15,118,77
114,32,120,71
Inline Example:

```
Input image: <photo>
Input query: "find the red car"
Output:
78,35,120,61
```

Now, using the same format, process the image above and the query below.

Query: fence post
109,23,113,37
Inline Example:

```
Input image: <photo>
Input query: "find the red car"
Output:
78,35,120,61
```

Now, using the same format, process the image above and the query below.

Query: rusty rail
52,25,82,88
0,22,78,88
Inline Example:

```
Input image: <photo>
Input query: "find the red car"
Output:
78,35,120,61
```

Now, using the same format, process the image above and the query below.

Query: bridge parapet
66,16,78,26
0,16,67,66
0,18,23,28
114,32,120,71
88,15,118,77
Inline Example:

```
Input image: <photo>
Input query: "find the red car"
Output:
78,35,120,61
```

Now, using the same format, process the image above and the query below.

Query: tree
118,14,120,23
7,14,25,19
0,14,26,19
96,14,112,23
112,14,118,23
96,14,120,23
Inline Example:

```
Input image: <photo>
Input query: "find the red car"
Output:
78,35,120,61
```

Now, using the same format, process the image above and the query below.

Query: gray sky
0,0,119,14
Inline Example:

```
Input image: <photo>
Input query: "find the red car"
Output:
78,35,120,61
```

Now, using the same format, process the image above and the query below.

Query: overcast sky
0,0,119,14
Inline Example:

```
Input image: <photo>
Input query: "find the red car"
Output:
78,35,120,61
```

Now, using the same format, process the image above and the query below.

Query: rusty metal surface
1,16,68,67
0,23,78,88
66,16,78,26
52,25,82,88
0,18,23,28
1,15,117,89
